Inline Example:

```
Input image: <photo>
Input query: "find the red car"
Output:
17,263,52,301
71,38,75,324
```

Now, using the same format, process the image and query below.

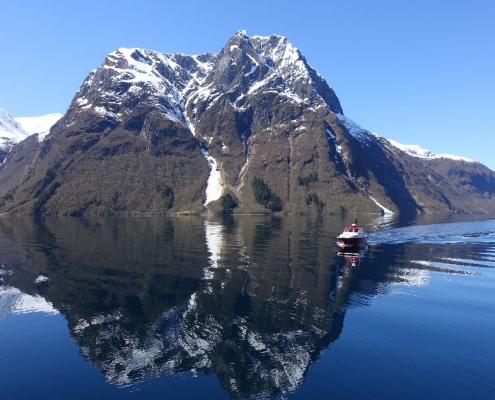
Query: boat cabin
343,223,361,233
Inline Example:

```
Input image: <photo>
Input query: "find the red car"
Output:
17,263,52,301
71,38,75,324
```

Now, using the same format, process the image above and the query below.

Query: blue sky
1,0,494,170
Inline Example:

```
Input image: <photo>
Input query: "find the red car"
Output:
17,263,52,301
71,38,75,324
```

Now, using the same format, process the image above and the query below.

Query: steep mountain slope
388,140,495,212
1,31,494,215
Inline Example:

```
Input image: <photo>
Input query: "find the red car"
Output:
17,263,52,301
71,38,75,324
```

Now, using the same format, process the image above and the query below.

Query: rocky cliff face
1,31,494,215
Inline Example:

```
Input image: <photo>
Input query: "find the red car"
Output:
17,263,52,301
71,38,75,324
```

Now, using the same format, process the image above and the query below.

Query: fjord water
1,215,494,399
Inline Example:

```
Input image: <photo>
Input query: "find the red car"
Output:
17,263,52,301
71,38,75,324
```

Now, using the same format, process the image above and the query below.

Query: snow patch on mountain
14,113,62,141
369,196,394,214
336,113,374,143
201,148,223,205
107,48,169,90
326,128,341,162
71,33,336,146
1,108,63,155
80,47,216,131
245,64,257,76
434,153,475,162
251,35,307,82
0,108,29,151
388,139,475,163
388,140,434,158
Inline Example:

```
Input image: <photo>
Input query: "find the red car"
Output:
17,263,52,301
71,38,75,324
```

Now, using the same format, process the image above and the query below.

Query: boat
337,219,367,249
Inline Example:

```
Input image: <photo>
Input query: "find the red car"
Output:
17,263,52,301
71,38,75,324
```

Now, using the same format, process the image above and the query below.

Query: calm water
0,214,494,399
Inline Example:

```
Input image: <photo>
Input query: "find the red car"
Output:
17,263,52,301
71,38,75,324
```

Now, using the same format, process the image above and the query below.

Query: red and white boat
337,219,367,248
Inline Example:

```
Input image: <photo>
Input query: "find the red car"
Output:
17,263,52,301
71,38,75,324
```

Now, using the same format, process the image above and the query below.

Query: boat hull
337,222,367,250
338,237,367,248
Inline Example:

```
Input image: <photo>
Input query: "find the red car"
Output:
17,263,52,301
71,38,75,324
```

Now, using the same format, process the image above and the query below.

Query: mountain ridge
1,32,494,215
0,108,30,160
1,109,63,167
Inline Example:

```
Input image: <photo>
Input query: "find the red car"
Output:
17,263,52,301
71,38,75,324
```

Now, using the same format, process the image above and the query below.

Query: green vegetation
306,193,325,213
221,193,238,213
0,188,16,207
156,184,175,209
45,168,56,182
252,177,283,212
298,172,318,187
33,181,61,214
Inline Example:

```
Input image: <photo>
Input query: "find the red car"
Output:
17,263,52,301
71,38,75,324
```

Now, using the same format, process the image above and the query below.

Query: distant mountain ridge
14,113,63,141
387,139,475,162
0,108,30,159
0,109,62,162
1,31,494,215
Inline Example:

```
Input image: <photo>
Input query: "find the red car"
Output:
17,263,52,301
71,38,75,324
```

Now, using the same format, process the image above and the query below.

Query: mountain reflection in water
1,215,494,399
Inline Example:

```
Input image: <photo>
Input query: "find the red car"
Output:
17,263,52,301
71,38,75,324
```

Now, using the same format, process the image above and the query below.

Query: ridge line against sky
1,0,494,170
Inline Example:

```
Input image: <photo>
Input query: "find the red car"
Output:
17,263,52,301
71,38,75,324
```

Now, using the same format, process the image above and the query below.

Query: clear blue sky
1,0,494,170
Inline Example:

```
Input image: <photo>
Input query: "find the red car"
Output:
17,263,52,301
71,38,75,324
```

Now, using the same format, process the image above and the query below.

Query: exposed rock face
1,31,494,214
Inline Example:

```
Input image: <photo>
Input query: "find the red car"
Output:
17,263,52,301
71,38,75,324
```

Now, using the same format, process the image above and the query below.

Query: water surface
1,214,494,399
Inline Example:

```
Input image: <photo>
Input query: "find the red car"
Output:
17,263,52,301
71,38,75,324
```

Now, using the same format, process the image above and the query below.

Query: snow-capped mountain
0,108,29,153
0,108,62,163
14,113,63,141
388,139,475,163
1,31,495,214
69,30,342,135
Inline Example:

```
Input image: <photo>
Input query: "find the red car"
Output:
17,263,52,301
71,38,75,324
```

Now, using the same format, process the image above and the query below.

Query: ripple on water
369,220,495,245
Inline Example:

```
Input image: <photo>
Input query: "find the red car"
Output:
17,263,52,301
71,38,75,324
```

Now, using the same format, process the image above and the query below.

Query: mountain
0,216,397,397
1,31,494,215
387,139,495,213
388,139,475,163
0,109,62,163
0,108,30,161
14,113,63,140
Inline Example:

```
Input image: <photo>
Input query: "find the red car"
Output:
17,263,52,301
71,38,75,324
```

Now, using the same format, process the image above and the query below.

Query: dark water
0,214,494,399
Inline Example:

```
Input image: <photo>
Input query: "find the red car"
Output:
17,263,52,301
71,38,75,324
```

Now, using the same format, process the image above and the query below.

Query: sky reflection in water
1,215,495,399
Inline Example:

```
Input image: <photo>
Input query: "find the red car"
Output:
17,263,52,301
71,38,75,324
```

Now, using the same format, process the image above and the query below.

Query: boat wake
368,220,495,245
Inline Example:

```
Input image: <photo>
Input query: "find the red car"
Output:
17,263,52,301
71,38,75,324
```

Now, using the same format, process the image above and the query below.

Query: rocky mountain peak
203,32,275,99
64,32,344,138
1,32,494,216
253,35,343,114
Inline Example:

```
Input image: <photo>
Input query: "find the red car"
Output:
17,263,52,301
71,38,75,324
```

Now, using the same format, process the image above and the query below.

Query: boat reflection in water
0,216,371,399
337,245,367,267
4,215,492,399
